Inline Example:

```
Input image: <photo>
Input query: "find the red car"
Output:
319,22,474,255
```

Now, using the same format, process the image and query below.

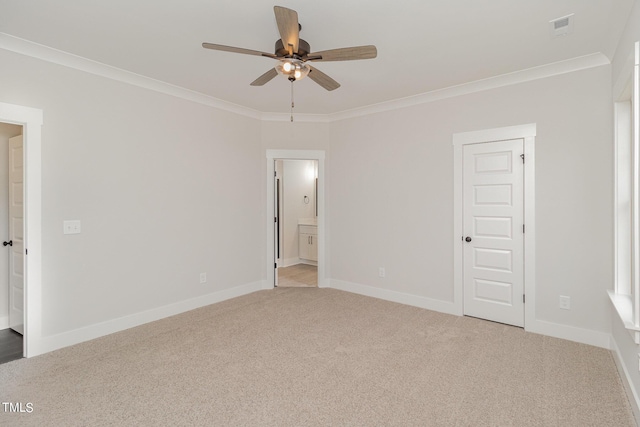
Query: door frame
0,102,43,358
266,150,325,288
453,123,536,328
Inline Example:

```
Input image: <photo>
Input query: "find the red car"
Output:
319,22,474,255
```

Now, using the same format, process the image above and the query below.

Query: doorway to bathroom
266,150,325,289
0,121,25,363
274,159,318,287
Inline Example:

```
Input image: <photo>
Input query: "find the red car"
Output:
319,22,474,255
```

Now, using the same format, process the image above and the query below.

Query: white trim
279,257,303,268
610,335,640,426
261,113,330,123
525,319,611,349
279,258,318,268
266,150,326,289
0,33,263,120
1,33,610,123
329,279,460,315
452,123,537,147
33,281,265,356
523,135,537,330
615,100,633,298
330,54,609,122
0,102,42,359
329,278,609,348
452,124,536,328
609,291,640,345
635,41,640,328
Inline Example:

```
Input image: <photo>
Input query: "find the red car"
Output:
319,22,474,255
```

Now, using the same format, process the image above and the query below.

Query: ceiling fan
202,5,377,91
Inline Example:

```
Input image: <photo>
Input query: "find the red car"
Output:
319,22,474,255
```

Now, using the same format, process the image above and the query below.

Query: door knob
465,236,472,242
3,240,12,247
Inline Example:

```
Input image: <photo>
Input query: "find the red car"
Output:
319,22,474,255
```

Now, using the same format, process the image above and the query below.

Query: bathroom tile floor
277,264,317,287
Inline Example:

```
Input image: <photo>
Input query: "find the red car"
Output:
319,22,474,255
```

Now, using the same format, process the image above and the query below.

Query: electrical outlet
200,273,207,284
379,267,385,278
63,220,81,235
559,295,571,310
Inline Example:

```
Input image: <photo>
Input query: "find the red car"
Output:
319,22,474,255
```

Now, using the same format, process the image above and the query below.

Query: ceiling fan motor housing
275,38,310,58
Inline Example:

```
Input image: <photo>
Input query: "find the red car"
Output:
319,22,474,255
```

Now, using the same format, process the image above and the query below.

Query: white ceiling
0,0,635,114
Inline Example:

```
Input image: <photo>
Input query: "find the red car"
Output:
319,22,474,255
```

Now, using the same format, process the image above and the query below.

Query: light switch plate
63,220,81,235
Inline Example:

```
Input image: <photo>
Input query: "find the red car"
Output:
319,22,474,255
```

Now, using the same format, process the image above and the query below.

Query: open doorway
275,159,318,287
266,150,325,289
0,102,42,359
0,122,24,364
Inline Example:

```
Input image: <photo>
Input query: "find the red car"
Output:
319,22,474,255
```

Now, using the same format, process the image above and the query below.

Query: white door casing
8,134,24,334
266,150,325,289
463,139,524,327
0,102,43,357
453,123,536,332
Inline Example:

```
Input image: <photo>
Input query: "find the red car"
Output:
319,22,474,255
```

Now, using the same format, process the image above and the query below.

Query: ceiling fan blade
306,45,377,62
307,66,340,91
202,43,277,59
250,68,278,86
273,6,299,55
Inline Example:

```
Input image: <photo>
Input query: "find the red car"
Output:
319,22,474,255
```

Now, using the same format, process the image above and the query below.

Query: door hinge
274,171,277,177
25,248,28,255
523,294,525,303
523,224,525,234
275,217,277,223
274,262,277,268
520,154,525,163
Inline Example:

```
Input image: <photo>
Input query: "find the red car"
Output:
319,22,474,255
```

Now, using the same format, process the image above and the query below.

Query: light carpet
0,288,635,426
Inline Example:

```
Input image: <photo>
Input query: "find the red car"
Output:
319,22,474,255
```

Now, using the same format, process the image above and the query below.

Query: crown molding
1,33,610,123
260,112,331,123
0,33,263,120
328,52,611,122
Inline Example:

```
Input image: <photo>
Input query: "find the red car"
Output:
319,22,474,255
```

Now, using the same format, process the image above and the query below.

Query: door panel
474,248,512,272
474,216,512,239
474,184,513,205
474,279,513,305
463,139,524,327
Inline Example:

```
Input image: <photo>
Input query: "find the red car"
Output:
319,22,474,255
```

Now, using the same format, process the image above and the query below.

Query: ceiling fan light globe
275,59,310,81
298,65,310,80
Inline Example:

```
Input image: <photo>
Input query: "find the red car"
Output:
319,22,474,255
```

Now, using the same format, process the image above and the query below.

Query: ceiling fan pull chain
290,80,294,122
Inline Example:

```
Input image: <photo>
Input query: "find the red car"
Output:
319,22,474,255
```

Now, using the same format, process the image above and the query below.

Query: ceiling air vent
550,14,574,37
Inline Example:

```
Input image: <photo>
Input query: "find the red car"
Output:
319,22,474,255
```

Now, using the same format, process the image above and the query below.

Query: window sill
608,290,640,344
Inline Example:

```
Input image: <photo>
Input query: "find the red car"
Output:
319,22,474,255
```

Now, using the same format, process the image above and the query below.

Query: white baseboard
279,258,300,268
329,279,611,349
278,258,317,268
261,279,273,290
329,279,460,316
526,319,611,349
611,336,640,426
32,280,265,357
0,315,8,329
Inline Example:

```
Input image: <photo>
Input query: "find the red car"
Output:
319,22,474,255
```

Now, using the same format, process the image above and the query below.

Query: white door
463,139,524,327
274,165,280,286
8,135,24,334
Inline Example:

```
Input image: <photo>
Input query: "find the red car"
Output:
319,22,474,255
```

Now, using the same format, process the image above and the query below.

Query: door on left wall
8,134,24,334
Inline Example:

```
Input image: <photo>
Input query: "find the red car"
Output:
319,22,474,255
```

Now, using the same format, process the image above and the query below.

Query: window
611,41,640,342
